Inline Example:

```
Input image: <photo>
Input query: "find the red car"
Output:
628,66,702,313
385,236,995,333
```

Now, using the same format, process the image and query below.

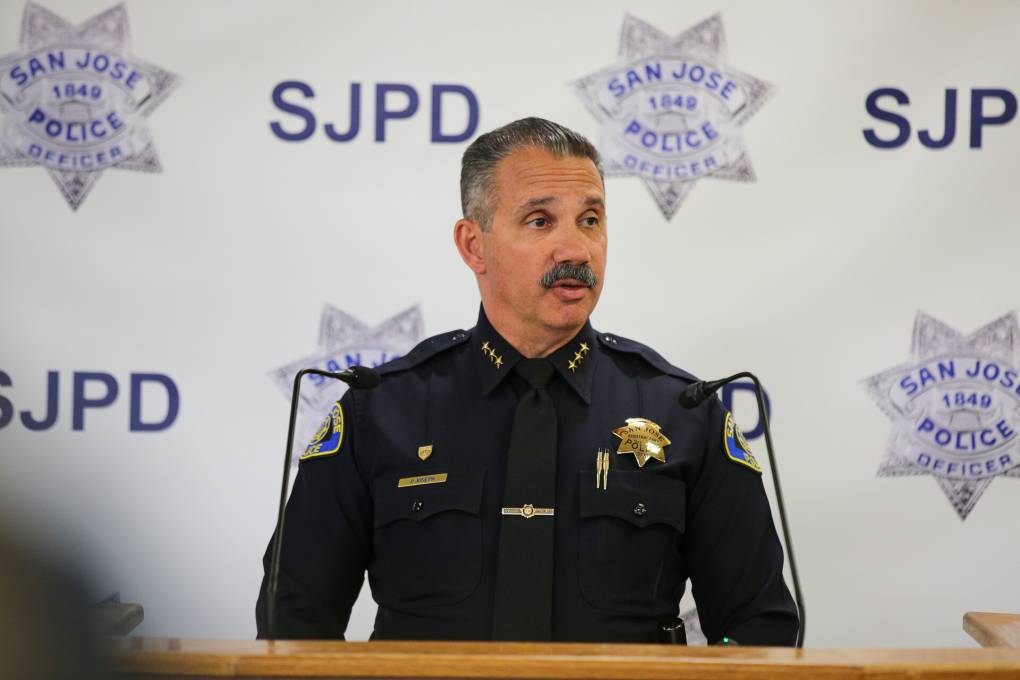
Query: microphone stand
684,371,805,648
267,367,371,639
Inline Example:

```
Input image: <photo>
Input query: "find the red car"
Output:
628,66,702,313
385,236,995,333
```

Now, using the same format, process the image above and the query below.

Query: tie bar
501,504,554,519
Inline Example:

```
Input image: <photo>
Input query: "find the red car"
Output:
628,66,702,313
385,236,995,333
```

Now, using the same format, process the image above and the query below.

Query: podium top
965,612,1020,648
108,638,1020,679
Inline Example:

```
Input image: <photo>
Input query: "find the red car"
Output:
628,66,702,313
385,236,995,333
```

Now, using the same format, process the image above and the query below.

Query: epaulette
595,331,699,383
375,329,471,377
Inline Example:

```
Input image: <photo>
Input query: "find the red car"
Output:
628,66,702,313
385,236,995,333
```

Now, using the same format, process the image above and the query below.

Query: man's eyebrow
517,196,556,214
516,196,605,214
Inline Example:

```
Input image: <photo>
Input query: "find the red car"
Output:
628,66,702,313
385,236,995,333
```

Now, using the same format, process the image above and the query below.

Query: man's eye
527,217,549,228
581,216,600,227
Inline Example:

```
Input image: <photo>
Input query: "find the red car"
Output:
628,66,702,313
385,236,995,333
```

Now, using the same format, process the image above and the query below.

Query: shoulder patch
375,329,471,377
723,411,762,474
596,331,699,383
300,402,344,461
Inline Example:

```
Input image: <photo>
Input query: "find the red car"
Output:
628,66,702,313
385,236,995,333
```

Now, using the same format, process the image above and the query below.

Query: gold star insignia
481,340,503,368
612,418,671,467
566,341,590,373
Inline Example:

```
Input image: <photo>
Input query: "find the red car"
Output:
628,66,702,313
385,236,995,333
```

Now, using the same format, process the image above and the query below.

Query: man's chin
540,294,596,331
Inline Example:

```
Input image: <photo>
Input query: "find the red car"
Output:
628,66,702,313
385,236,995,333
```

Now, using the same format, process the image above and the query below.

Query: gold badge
418,444,433,461
612,418,671,467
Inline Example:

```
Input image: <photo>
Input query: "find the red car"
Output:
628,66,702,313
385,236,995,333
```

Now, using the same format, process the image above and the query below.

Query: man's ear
454,218,486,274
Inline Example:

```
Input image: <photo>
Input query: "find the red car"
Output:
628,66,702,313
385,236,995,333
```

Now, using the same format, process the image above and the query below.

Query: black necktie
492,358,558,640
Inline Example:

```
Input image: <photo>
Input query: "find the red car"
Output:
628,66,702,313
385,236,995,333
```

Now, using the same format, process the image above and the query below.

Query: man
256,117,798,644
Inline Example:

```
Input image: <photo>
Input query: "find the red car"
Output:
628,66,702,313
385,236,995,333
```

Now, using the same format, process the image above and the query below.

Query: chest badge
612,418,671,467
417,444,433,461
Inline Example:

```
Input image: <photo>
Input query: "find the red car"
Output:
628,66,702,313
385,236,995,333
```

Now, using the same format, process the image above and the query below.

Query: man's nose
552,223,591,264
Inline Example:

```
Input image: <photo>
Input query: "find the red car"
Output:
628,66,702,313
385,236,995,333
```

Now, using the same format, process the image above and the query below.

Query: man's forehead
495,147,605,207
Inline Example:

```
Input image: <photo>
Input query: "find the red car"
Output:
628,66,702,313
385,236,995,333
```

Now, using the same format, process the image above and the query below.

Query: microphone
266,366,380,639
679,372,805,648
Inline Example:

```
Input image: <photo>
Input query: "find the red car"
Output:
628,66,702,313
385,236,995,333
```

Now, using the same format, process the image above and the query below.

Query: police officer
256,118,799,645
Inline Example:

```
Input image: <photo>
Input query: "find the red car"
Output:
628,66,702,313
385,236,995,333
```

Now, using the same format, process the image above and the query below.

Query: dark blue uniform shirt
257,307,798,644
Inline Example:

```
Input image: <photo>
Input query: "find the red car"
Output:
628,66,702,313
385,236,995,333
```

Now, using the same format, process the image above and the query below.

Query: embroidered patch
300,402,344,461
723,411,761,473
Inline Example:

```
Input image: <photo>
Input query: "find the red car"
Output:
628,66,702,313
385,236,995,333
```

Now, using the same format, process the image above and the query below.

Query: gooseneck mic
267,366,380,639
679,372,805,648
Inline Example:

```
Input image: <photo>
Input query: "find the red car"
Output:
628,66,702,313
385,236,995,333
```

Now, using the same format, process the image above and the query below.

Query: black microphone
266,366,380,639
679,372,805,648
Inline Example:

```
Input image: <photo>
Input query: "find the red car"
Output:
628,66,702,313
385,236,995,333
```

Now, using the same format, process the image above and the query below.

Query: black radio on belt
658,617,687,645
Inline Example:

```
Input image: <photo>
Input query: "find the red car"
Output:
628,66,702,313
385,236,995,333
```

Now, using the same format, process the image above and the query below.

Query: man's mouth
548,279,591,301
552,278,589,289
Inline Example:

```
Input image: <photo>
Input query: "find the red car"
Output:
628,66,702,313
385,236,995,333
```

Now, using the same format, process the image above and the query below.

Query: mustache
540,262,598,289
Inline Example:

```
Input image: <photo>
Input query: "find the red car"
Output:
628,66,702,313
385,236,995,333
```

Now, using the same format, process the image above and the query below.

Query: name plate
397,473,448,488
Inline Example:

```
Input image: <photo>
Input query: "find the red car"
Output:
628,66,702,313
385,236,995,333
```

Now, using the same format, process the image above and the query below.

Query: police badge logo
0,3,178,210
271,305,424,466
299,401,344,461
723,411,762,473
612,417,671,467
862,312,1020,519
572,14,774,220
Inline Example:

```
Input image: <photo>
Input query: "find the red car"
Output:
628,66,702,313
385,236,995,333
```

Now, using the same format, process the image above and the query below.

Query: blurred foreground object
0,528,108,679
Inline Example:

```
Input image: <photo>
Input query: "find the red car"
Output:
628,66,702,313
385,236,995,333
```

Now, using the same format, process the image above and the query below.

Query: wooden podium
109,636,1020,679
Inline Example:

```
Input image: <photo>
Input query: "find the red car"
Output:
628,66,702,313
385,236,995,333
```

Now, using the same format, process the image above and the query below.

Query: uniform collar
473,305,598,405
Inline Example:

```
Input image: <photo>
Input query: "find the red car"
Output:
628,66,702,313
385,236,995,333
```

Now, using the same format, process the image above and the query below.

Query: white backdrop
1,0,1019,647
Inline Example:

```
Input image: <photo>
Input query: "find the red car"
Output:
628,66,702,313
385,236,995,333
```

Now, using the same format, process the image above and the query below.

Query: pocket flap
578,470,685,530
374,467,485,528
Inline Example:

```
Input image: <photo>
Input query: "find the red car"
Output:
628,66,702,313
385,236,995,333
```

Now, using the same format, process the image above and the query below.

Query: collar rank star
481,340,503,369
612,418,671,467
567,342,590,373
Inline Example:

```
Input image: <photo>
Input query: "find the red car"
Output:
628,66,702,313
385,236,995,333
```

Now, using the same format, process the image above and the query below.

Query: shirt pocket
369,466,485,609
577,470,685,615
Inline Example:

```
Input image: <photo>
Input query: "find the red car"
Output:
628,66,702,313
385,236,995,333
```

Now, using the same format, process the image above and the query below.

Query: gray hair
460,117,603,230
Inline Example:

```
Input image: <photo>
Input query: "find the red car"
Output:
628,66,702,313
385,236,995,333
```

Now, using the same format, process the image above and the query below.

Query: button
633,503,647,517
452,332,466,341
604,334,617,344
411,500,423,512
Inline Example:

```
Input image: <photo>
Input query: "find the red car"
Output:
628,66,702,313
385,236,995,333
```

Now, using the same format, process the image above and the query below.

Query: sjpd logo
270,305,424,465
863,312,1020,519
573,14,773,220
0,3,178,209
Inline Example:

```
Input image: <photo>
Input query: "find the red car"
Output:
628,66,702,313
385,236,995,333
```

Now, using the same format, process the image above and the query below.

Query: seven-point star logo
0,2,178,210
573,14,773,220
862,312,1020,519
270,305,424,466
